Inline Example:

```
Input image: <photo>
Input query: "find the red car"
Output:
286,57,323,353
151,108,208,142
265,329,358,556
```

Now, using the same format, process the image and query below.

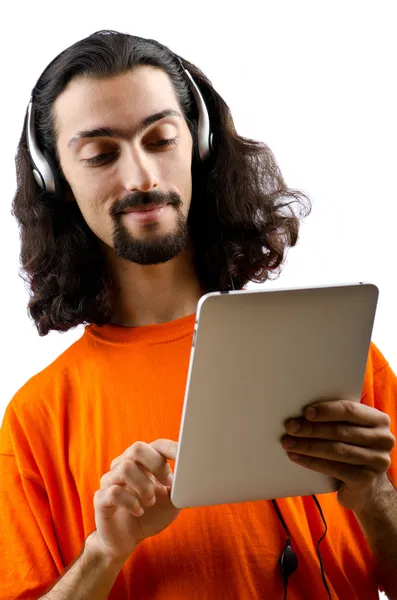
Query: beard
110,190,189,265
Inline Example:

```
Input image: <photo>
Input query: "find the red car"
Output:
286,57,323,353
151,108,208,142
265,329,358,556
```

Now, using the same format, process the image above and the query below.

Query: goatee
110,189,189,265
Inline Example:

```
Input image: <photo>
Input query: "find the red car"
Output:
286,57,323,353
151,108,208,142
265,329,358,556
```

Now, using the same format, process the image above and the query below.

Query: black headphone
25,54,214,194
272,495,332,599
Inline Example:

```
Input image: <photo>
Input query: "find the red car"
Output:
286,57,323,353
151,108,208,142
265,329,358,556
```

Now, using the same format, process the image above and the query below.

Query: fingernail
287,419,301,433
288,453,300,461
305,407,317,419
146,496,156,506
282,437,296,448
166,473,174,486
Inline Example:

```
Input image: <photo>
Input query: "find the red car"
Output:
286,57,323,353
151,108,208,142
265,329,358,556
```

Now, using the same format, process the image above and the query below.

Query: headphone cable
312,495,332,599
272,499,296,600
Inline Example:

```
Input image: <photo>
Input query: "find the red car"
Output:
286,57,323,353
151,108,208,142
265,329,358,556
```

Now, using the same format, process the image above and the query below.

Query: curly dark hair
12,29,311,336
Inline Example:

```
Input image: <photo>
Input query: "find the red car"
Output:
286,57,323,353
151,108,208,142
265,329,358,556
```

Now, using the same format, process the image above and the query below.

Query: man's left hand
282,400,396,511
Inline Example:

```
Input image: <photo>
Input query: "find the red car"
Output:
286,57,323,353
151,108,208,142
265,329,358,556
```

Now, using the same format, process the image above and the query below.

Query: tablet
171,282,379,508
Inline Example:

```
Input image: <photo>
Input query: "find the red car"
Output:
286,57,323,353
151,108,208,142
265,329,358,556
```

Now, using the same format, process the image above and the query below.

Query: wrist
354,473,395,519
84,531,136,571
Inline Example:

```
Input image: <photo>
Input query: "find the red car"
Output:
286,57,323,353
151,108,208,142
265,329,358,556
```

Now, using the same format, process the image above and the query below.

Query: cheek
67,165,113,211
60,157,115,243
182,176,192,210
67,177,114,241
170,148,192,205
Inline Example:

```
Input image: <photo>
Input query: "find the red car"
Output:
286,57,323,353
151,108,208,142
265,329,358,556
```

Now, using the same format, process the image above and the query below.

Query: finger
101,459,156,506
107,440,176,497
110,439,177,470
286,453,376,485
281,437,392,472
110,453,123,470
150,439,178,461
124,441,173,486
94,485,144,518
285,420,396,451
304,400,392,428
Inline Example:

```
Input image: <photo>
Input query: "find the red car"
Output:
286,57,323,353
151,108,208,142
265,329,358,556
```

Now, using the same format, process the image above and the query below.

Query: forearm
40,532,131,600
354,476,397,600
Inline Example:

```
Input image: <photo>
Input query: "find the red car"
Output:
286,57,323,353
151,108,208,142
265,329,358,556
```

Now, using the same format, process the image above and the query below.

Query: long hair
12,29,311,336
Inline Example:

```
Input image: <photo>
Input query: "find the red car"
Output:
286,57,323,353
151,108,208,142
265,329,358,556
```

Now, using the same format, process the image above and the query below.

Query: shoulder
366,341,390,374
362,343,397,485
2,330,91,432
361,342,397,435
363,342,395,400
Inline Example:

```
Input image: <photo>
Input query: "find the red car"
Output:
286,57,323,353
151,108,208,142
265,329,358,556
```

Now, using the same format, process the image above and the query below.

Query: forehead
54,66,181,143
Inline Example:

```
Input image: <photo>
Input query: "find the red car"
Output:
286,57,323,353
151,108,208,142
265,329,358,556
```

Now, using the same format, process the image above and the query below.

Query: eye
82,138,177,166
149,138,178,148
83,152,117,166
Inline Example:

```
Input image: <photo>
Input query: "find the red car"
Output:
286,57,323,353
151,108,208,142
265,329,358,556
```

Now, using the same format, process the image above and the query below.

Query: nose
121,145,159,193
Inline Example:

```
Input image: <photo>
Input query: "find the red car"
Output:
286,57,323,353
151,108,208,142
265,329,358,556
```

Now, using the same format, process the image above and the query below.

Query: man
0,29,396,599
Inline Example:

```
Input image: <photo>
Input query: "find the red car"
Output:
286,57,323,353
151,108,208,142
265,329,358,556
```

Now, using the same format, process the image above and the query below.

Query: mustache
111,190,182,216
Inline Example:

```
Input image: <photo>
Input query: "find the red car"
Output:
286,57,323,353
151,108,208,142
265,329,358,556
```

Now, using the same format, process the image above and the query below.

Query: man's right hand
88,439,180,562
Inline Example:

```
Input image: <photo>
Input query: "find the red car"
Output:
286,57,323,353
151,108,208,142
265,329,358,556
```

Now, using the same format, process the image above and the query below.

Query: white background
2,0,396,415
0,1,395,597
2,1,396,416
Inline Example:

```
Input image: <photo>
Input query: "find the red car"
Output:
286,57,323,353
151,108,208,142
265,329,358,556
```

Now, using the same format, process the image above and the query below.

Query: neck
107,247,204,327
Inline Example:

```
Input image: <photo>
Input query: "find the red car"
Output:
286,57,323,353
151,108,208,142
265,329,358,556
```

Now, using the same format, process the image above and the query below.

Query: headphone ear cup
42,148,66,199
188,117,200,160
209,132,214,153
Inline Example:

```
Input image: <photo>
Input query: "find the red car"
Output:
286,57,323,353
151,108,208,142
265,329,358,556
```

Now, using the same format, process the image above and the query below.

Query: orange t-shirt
0,314,396,599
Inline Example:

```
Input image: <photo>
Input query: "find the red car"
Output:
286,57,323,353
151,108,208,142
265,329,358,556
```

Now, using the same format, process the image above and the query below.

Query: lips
119,204,170,224
121,203,167,214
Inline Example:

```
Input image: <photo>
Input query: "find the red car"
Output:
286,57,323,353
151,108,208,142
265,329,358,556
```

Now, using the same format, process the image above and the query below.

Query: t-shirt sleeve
0,401,62,599
361,342,397,485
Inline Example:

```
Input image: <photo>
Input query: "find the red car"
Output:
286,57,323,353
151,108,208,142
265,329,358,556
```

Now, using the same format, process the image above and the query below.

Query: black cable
272,499,291,537
272,497,332,599
272,499,298,600
272,500,289,600
311,495,332,599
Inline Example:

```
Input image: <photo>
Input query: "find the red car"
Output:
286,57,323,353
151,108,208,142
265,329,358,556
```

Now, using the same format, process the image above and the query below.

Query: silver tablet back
171,283,379,508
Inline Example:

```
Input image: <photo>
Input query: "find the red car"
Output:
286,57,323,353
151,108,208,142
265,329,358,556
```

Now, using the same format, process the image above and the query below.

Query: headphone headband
173,56,214,162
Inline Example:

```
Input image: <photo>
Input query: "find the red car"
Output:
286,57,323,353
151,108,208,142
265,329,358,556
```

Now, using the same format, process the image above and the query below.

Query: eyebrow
67,109,182,148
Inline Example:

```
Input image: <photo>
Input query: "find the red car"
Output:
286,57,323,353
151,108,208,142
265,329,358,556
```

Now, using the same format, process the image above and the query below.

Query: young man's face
54,66,194,265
